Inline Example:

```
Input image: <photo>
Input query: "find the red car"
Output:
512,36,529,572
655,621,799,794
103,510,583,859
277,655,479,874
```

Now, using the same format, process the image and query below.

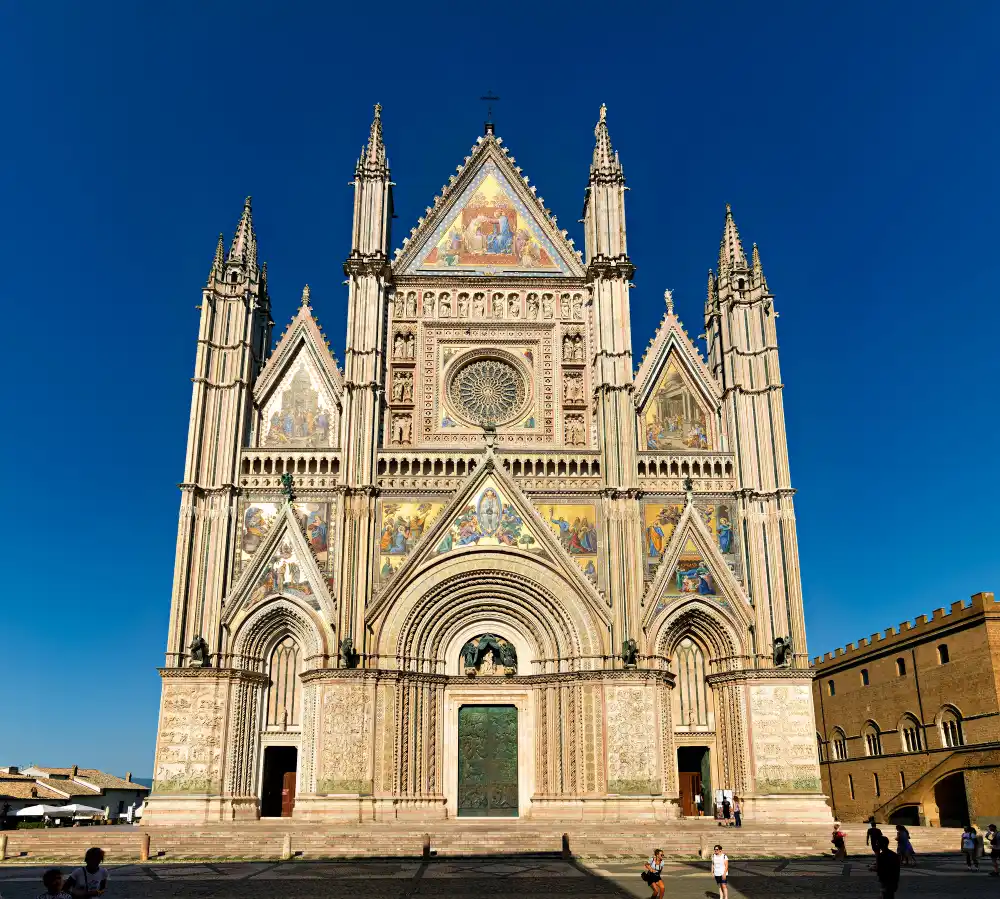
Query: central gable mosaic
436,479,544,555
406,163,569,276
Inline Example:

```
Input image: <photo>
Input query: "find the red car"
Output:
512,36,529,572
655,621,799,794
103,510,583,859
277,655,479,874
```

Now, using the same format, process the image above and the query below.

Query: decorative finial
373,102,382,118
664,288,674,315
300,284,311,307
480,90,500,135
599,103,607,124
725,202,732,214
280,472,295,502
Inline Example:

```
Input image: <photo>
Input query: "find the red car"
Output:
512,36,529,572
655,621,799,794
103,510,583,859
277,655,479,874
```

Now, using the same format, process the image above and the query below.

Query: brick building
812,592,1000,827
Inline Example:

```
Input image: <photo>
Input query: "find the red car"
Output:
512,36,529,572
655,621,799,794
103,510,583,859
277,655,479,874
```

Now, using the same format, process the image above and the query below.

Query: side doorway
261,746,298,818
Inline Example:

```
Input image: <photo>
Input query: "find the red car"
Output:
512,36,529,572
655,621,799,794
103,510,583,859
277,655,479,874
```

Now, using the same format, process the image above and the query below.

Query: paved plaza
0,854,991,899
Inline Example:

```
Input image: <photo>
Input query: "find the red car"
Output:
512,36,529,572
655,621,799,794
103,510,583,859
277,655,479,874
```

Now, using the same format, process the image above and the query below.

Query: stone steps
0,822,966,863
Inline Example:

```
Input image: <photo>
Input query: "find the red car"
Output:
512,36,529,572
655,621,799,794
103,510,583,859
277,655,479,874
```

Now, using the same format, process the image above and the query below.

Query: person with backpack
962,826,980,869
641,848,665,899
64,848,108,898
711,844,730,899
985,823,999,876
831,822,847,861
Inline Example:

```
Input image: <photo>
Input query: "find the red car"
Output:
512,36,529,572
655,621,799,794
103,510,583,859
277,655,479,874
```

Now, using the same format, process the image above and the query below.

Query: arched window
940,707,964,747
899,715,922,752
860,668,870,686
938,644,950,664
831,727,848,760
896,657,906,676
827,679,836,697
675,637,710,728
864,722,883,757
266,635,302,728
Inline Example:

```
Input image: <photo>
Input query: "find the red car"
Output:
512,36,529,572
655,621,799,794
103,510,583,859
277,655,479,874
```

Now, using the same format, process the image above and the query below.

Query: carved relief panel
153,677,229,794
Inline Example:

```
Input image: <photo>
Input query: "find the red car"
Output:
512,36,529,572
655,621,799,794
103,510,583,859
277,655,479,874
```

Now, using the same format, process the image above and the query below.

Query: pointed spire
707,269,717,307
751,242,768,290
590,103,624,182
718,203,747,274
357,103,388,177
300,284,311,308
208,232,224,283
228,196,258,268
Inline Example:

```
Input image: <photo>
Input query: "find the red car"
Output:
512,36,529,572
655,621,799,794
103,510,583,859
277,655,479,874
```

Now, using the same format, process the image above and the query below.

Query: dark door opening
458,705,518,817
888,805,921,826
934,772,970,828
677,746,711,816
261,746,298,818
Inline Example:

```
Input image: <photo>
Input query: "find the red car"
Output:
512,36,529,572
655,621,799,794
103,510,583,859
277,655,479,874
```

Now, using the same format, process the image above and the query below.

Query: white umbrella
15,805,72,817
53,804,105,816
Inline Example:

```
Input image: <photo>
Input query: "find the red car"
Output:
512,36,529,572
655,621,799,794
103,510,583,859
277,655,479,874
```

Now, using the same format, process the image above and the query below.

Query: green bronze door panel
458,705,518,817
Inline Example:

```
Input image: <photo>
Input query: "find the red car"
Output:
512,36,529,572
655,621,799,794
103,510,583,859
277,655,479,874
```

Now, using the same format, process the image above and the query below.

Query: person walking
711,844,730,899
732,796,742,828
985,823,999,876
694,789,703,817
895,823,916,867
962,826,980,870
721,794,732,822
641,848,665,899
831,822,847,861
866,817,884,870
64,848,108,898
875,836,900,899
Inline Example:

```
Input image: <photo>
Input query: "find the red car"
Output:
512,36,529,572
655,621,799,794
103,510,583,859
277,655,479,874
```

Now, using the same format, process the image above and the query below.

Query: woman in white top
642,848,665,898
712,845,729,899
65,847,108,898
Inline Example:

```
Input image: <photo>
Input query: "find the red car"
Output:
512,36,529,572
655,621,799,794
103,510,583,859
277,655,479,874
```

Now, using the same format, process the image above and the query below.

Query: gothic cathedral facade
146,106,829,824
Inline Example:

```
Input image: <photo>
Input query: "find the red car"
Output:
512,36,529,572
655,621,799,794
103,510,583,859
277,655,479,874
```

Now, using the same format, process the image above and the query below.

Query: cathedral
146,105,829,825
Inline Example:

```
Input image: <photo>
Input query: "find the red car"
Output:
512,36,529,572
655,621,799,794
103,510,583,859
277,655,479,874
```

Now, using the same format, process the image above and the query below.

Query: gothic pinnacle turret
717,203,747,276
356,103,389,179
228,196,258,269
208,232,225,284
590,104,624,183
751,242,768,291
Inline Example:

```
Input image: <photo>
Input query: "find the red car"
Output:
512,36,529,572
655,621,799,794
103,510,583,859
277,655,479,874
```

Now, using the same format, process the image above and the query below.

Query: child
712,844,729,899
831,823,847,861
961,826,980,869
64,848,108,898
37,869,72,899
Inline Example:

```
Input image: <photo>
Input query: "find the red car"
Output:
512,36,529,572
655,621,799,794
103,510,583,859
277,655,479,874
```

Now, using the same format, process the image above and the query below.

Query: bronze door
458,705,518,817
280,770,296,817
679,771,701,816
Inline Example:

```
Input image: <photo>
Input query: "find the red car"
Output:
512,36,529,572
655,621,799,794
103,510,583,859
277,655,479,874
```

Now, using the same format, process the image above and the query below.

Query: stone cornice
343,251,390,278
706,667,815,687
586,254,635,281
300,666,675,687
158,667,269,685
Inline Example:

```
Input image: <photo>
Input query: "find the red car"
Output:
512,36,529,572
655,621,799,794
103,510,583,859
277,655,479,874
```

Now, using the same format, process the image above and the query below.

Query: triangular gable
640,502,752,630
367,454,608,624
224,502,336,628
254,301,342,448
635,309,721,451
394,136,585,277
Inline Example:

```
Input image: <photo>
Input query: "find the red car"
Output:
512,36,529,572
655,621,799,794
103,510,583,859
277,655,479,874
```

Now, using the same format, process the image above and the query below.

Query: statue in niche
573,335,584,361
188,635,210,667
457,292,469,317
526,293,539,319
461,634,517,676
472,292,486,317
405,291,417,317
405,333,415,358
621,638,638,668
393,333,405,358
339,636,358,669
542,293,554,319
772,636,793,668
491,292,505,317
391,372,412,403
565,414,585,446
392,292,405,317
508,294,520,317
562,334,574,362
571,293,584,319
392,413,412,445
564,372,584,403
560,293,571,319
440,292,451,317
423,292,436,317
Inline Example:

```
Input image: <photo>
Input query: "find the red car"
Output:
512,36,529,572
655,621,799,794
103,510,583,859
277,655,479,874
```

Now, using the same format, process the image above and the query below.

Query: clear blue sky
1,3,997,777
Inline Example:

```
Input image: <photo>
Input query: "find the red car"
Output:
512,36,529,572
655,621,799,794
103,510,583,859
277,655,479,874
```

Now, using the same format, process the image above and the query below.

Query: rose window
448,355,529,426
